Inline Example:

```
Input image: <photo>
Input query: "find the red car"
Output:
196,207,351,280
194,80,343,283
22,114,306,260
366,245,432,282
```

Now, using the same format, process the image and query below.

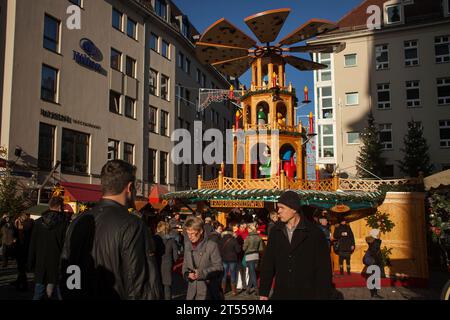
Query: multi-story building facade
0,0,232,198
311,0,450,178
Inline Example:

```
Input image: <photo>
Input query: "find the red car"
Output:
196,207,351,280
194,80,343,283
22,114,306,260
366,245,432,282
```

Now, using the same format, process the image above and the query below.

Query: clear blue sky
173,0,363,118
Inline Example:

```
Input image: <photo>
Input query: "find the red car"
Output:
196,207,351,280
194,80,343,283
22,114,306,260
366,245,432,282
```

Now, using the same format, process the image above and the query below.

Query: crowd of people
0,159,385,300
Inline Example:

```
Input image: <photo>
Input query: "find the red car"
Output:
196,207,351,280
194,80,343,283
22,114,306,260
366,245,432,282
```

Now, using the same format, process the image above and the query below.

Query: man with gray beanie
259,191,332,300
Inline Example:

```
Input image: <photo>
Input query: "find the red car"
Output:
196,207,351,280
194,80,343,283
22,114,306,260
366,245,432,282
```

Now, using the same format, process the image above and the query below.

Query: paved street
0,259,445,300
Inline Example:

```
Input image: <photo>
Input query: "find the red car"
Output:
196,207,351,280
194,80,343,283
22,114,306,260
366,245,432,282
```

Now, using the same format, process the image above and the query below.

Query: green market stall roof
161,189,385,211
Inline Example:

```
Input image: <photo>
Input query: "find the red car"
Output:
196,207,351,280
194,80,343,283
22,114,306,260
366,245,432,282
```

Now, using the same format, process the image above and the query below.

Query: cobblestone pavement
0,260,446,300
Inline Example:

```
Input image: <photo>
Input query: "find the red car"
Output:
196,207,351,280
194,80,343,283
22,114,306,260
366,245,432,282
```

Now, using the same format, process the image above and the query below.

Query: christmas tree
356,112,386,178
398,120,433,177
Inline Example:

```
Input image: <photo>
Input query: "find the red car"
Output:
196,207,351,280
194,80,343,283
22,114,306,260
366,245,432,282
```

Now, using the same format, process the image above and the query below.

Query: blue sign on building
73,38,105,75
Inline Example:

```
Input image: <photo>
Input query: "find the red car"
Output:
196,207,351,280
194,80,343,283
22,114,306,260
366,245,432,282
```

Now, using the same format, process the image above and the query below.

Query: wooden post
268,63,274,88
218,170,223,190
333,173,339,191
197,175,202,189
280,170,286,189
278,64,284,87
257,58,262,87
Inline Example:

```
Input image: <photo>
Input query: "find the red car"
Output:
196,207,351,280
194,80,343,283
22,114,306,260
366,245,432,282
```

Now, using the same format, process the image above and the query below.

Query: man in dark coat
60,160,162,300
333,217,355,275
259,191,332,300
28,196,68,299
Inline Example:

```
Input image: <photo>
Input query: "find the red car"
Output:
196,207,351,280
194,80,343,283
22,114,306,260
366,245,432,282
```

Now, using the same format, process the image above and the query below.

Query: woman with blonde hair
243,223,264,296
153,221,178,300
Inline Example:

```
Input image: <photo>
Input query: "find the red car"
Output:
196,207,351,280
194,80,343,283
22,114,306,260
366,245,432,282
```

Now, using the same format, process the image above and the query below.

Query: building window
185,164,190,186
181,17,189,38
149,69,158,96
196,68,201,83
149,106,158,133
347,132,360,144
127,17,137,39
43,15,60,52
377,83,391,109
435,35,449,63
109,90,121,114
437,78,450,105
379,124,393,150
404,40,419,66
177,51,184,69
110,48,122,71
160,110,169,136
61,128,89,173
160,74,169,100
41,65,58,103
345,92,358,106
406,80,420,107
319,53,331,81
125,97,135,119
112,8,123,31
318,86,333,119
439,120,450,148
160,151,168,185
38,123,55,170
344,54,357,67
185,58,191,74
155,0,167,21
69,0,82,7
150,33,159,52
162,40,170,59
375,44,389,70
177,165,183,187
123,143,134,164
107,139,119,160
386,4,402,24
185,89,191,105
125,56,136,78
318,125,334,158
148,149,157,183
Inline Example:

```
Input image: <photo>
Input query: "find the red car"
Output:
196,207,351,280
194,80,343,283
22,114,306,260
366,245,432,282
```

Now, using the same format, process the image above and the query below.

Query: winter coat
60,199,162,300
219,231,241,262
243,231,264,259
153,233,178,286
208,231,221,244
259,219,332,300
182,234,223,300
366,236,384,272
333,224,355,254
204,223,214,235
267,221,276,236
28,210,68,284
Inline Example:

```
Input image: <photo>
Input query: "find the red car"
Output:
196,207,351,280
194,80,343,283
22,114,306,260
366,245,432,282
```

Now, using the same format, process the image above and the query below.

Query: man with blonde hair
182,216,223,300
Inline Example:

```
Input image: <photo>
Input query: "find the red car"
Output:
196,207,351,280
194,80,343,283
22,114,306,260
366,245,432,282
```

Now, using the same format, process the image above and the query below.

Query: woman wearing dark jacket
219,229,241,296
153,221,179,300
365,229,384,299
28,197,68,299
